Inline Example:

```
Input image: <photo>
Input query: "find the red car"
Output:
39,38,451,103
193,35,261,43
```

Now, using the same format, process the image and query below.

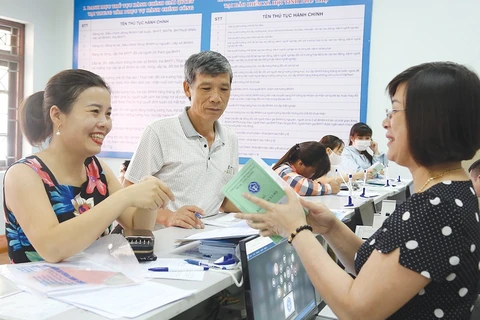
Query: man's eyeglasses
385,108,405,119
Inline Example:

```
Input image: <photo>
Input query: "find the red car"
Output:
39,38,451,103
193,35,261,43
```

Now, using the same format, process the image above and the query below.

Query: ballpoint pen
148,266,209,272
184,259,229,270
195,212,202,219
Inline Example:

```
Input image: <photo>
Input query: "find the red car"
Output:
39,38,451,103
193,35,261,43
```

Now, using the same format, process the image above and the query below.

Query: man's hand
165,205,205,229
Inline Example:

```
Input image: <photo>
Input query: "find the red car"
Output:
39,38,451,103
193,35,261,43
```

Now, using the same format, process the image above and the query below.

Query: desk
303,180,412,228
0,226,241,320
305,180,412,209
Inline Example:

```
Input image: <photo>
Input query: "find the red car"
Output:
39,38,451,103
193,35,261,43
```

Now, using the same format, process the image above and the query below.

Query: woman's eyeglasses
385,108,405,119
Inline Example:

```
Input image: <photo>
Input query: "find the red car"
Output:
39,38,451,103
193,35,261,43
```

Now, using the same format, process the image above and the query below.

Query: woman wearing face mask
273,141,340,195
340,122,388,177
317,135,374,185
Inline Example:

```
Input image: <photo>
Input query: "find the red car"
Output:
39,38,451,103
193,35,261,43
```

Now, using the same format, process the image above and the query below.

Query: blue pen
195,212,202,219
148,266,209,272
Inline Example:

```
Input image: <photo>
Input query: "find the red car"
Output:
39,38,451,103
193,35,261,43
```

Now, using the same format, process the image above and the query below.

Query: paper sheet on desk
318,305,338,319
336,190,351,197
202,213,243,227
179,220,258,241
332,209,351,221
0,291,73,320
6,262,136,297
56,281,196,319
141,259,206,281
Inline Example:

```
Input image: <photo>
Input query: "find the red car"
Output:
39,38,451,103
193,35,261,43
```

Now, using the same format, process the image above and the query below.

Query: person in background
118,160,130,185
318,134,374,185
273,141,340,196
124,51,239,229
236,62,480,319
3,69,173,264
468,159,480,196
340,122,388,176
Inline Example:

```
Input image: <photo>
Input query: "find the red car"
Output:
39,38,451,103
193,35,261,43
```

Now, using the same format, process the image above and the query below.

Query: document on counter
5,260,136,297
0,291,74,320
179,220,258,242
202,213,243,228
141,259,206,281
56,281,196,319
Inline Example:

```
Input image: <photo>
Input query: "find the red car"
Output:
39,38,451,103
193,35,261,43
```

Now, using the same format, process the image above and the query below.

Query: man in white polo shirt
124,51,239,229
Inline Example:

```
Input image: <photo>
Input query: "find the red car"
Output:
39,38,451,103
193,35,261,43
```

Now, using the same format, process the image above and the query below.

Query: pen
148,266,209,272
184,259,228,270
195,212,202,219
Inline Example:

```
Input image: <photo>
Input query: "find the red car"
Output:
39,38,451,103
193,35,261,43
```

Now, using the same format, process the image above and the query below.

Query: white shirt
340,145,388,176
125,107,239,216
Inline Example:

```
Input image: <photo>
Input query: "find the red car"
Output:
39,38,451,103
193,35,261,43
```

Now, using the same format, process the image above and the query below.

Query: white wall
0,0,74,234
1,0,480,234
366,0,480,179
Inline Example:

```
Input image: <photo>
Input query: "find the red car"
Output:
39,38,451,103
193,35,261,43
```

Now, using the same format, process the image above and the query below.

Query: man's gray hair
184,51,233,85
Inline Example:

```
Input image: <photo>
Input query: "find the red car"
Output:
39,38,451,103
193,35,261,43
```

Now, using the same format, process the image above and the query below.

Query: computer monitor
238,235,318,320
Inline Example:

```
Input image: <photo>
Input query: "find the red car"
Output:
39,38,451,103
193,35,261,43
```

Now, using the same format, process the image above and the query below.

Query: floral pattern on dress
3,156,111,263
86,160,107,196
5,212,30,251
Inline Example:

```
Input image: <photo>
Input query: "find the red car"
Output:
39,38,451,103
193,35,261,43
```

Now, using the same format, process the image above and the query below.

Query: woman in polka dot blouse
236,62,480,319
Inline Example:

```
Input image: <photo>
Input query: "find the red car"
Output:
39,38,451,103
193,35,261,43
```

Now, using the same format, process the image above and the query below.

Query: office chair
343,199,375,232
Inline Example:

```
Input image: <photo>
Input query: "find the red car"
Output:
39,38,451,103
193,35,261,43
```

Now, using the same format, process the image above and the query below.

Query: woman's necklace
418,168,464,192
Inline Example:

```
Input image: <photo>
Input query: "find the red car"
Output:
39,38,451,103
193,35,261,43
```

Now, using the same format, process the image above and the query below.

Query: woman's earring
56,126,61,136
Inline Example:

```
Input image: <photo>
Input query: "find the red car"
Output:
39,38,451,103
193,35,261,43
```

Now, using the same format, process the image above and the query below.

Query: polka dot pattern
406,240,418,250
446,273,456,281
434,309,444,318
459,288,468,297
449,256,460,266
455,199,463,207
442,226,452,236
354,181,480,319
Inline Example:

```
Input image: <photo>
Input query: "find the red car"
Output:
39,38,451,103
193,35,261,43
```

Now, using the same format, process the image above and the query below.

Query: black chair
343,199,375,232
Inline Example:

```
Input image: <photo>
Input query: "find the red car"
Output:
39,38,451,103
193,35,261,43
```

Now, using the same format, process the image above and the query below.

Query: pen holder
344,195,354,207
384,179,390,187
360,187,368,198
397,175,401,183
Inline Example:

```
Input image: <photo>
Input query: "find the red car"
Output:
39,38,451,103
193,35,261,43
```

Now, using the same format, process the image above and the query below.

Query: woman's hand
124,176,174,210
235,187,307,238
300,198,338,235
370,140,379,155
353,169,374,181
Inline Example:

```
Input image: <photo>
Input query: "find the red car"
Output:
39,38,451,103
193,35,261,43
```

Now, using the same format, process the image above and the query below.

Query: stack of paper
5,262,136,297
199,238,242,260
0,291,74,320
202,213,243,227
141,259,206,281
55,281,196,318
178,220,258,242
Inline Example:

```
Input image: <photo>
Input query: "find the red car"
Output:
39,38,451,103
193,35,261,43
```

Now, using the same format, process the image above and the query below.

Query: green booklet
222,157,288,243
